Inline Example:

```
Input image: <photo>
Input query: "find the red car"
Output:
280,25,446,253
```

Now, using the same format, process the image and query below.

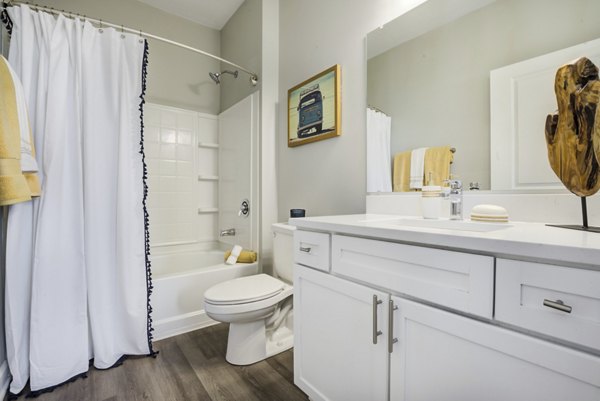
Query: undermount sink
384,217,512,233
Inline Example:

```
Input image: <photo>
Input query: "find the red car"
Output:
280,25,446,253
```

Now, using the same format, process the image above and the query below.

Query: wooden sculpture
545,57,600,197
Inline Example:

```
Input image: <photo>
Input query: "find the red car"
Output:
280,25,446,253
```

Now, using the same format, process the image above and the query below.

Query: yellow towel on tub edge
224,249,257,264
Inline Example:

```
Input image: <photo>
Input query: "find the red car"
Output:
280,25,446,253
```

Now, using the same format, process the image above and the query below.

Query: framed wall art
288,64,341,147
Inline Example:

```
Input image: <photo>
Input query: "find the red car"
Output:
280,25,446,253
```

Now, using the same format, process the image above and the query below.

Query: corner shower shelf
198,142,219,149
198,175,219,181
198,207,219,214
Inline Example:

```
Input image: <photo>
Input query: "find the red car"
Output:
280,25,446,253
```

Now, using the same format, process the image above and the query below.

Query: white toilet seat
205,274,285,305
204,274,293,316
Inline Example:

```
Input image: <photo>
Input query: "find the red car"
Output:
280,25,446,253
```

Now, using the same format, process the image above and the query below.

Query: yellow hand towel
224,249,257,264
424,146,454,186
0,56,41,205
393,151,412,192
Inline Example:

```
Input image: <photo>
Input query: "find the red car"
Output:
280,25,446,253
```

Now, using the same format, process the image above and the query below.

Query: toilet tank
272,223,296,283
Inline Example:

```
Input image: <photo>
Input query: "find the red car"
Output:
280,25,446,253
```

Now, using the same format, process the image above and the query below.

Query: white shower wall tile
145,143,160,158
145,104,219,249
177,113,196,130
197,116,218,143
160,111,177,128
159,177,179,193
159,144,177,160
146,126,160,142
178,130,193,145
175,194,195,209
160,128,177,144
159,160,177,176
197,214,218,242
197,148,218,176
176,145,194,161
176,209,195,223
145,109,160,125
177,177,195,192
197,183,217,206
177,161,193,176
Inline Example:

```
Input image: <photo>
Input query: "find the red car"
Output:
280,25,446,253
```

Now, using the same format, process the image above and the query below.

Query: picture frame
288,64,341,147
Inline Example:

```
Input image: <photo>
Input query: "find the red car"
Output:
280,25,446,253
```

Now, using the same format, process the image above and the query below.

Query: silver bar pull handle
388,300,398,353
299,246,312,253
372,295,383,344
543,299,572,314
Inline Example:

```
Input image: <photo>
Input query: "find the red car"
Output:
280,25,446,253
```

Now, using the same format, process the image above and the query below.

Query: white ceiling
137,0,245,30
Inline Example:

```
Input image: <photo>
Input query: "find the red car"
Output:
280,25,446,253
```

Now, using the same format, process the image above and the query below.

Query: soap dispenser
421,172,441,219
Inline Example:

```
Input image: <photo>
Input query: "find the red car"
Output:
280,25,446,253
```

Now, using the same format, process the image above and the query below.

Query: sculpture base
546,224,600,233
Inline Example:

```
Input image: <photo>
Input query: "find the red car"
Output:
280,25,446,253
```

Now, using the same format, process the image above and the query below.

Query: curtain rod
2,0,259,85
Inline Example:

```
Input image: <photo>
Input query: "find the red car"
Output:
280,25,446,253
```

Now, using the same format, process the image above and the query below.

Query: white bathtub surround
146,94,260,340
5,5,153,395
218,93,260,252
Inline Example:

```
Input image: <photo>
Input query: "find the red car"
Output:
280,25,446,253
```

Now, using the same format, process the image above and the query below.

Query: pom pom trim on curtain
140,39,157,358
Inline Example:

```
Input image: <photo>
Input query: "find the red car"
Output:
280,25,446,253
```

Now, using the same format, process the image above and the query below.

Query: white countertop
290,214,600,268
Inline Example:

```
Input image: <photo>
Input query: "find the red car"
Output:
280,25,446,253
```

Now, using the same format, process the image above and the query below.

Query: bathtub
151,249,258,340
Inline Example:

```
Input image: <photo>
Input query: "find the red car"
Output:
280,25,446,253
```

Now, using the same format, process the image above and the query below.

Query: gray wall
278,1,418,220
31,0,221,113
220,0,262,112
368,0,600,190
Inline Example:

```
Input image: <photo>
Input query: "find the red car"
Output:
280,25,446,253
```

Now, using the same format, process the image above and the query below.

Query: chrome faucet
444,179,463,220
220,228,236,237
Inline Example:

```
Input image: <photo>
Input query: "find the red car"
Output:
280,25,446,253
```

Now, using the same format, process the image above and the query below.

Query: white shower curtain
366,108,392,192
4,5,153,394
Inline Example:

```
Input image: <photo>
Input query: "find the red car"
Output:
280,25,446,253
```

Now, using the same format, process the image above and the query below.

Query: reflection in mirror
366,0,600,193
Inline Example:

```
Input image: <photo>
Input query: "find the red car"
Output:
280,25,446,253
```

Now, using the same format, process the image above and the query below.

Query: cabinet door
294,264,389,401
389,297,600,401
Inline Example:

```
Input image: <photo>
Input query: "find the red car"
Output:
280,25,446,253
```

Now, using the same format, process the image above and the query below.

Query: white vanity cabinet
389,297,600,401
292,223,600,401
294,264,389,401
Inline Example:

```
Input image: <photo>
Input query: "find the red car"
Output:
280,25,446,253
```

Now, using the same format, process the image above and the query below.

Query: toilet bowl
204,223,296,365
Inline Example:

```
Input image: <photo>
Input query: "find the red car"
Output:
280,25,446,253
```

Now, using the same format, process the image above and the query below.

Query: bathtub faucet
220,228,236,237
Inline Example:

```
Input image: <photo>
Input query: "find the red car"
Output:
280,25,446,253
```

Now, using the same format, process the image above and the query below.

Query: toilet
204,223,296,365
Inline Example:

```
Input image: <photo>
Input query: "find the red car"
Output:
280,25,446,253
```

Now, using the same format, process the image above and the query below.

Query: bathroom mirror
366,0,600,193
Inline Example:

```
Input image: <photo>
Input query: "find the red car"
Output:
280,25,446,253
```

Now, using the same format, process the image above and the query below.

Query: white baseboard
153,310,218,341
0,360,11,400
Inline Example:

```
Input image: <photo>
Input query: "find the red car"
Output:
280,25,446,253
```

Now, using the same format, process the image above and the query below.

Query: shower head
208,70,239,84
209,72,220,84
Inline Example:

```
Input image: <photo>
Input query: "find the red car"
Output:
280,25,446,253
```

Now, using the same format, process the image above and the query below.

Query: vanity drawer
331,235,494,318
294,230,330,272
496,259,600,352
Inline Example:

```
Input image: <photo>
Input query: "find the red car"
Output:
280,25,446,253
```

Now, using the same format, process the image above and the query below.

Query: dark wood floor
9,324,309,401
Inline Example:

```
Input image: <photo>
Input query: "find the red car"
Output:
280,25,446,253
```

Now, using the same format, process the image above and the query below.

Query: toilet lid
204,274,285,305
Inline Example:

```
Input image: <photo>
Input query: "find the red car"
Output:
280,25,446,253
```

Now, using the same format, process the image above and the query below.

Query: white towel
225,245,243,265
409,147,428,189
